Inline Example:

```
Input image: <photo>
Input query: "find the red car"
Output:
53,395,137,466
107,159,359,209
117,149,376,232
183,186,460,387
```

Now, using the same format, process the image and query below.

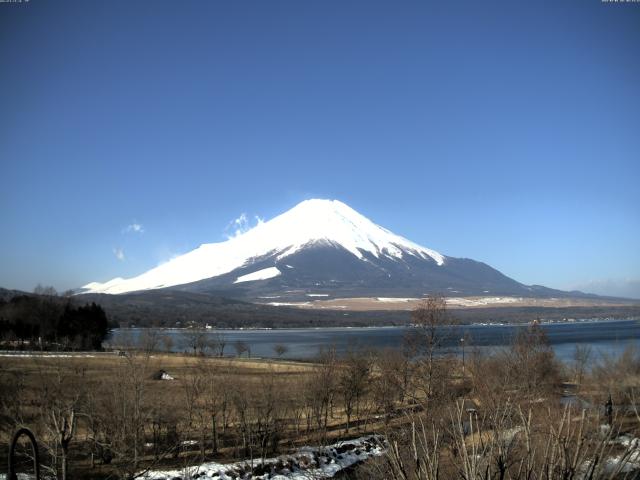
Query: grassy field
1,339,639,479
0,351,383,478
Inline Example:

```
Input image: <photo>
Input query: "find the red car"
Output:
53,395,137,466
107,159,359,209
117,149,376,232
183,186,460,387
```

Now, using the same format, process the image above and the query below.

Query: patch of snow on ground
307,294,330,297
578,434,640,477
139,435,386,480
446,296,521,307
234,267,281,284
376,297,416,302
367,296,524,306
267,302,312,307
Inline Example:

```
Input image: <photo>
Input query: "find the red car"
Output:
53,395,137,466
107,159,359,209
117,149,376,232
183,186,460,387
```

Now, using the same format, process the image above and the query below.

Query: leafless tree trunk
33,359,84,480
408,295,456,400
338,349,371,433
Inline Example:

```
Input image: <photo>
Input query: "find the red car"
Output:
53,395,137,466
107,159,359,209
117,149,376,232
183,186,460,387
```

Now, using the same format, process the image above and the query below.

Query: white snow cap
81,199,445,294
234,267,281,284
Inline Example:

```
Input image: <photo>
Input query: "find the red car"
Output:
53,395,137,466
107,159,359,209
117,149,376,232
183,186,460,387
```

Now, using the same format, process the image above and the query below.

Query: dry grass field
1,322,639,479
0,351,389,478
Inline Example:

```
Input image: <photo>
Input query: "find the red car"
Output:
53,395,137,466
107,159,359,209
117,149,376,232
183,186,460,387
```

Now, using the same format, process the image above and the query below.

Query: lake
108,318,640,363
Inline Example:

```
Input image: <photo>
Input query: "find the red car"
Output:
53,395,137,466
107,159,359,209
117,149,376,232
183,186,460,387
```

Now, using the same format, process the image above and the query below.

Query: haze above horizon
1,1,638,298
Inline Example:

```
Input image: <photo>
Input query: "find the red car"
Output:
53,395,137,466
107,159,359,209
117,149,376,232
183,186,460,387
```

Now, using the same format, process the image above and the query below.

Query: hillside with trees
0,287,112,350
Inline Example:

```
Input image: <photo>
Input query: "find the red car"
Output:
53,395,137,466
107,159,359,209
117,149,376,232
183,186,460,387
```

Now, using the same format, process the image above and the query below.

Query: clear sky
1,1,639,298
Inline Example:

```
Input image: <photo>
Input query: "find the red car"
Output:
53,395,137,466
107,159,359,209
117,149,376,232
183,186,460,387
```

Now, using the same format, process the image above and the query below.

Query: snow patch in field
579,434,640,476
376,297,416,303
234,267,281,284
446,296,521,307
267,302,312,307
139,435,386,480
307,293,330,297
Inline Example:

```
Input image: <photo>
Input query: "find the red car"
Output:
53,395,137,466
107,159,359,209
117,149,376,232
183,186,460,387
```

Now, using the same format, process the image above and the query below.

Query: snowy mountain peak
264,199,444,264
81,199,445,295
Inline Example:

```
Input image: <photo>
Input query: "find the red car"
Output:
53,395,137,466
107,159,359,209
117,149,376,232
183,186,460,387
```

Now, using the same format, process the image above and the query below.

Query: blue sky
1,0,639,297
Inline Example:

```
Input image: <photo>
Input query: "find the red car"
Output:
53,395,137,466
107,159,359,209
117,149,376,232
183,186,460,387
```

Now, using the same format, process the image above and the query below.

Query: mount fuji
80,199,571,300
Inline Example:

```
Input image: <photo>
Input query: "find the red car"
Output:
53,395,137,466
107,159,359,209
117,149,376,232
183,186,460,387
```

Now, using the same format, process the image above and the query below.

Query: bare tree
506,323,559,397
338,349,371,433
34,284,58,297
161,334,174,353
381,347,414,405
372,351,403,422
273,344,288,358
572,344,592,386
408,294,456,398
234,340,250,358
230,382,253,457
211,331,227,357
201,359,224,454
306,347,337,443
253,368,285,461
33,359,85,480
182,329,209,356
89,348,159,478
181,363,208,461
140,329,162,354
382,399,636,480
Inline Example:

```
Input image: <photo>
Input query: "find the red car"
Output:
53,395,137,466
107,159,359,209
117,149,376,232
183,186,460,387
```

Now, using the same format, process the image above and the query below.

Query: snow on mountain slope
81,199,445,295
234,267,281,284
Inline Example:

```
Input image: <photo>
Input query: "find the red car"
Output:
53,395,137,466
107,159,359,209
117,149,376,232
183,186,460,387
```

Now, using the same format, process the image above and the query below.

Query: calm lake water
109,319,640,363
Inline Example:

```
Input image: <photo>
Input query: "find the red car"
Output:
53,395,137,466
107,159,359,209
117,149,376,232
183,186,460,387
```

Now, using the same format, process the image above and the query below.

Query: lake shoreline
107,318,640,363
112,315,640,331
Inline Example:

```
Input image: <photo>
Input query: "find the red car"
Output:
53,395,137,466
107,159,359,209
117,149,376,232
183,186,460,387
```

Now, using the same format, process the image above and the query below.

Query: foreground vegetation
0,297,638,479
